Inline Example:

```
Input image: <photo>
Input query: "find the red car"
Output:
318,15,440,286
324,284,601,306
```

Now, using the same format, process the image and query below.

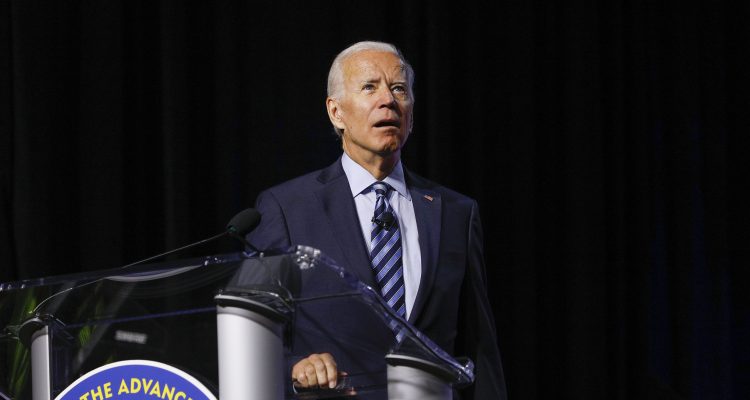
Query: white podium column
386,353,454,400
215,294,286,400
20,317,52,400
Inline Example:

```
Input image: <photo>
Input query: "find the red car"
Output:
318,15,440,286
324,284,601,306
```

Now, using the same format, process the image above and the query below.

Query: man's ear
326,97,346,131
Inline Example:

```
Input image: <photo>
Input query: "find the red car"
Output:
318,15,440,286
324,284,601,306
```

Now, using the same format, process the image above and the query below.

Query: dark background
1,1,747,399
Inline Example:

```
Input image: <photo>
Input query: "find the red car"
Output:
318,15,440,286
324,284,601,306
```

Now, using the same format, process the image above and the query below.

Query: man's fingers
310,356,327,387
310,353,338,388
305,362,320,387
295,371,307,386
292,361,307,385
292,353,339,388
320,353,338,388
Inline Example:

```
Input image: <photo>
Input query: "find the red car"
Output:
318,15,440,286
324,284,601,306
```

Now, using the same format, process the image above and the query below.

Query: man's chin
381,135,408,150
343,135,404,159
375,142,403,156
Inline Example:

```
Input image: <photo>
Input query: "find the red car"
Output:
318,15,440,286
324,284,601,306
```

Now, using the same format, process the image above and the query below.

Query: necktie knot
372,182,391,198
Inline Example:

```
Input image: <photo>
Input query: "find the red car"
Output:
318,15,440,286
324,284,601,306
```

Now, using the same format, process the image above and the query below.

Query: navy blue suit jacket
247,158,507,399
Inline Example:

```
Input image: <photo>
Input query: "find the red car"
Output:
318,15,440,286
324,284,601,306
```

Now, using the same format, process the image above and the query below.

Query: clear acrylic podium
1,246,474,399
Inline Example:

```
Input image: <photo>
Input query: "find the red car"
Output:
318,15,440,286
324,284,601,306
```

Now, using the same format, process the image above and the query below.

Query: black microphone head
226,208,262,236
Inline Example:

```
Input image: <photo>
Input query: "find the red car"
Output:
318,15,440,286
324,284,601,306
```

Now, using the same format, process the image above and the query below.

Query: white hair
326,41,415,136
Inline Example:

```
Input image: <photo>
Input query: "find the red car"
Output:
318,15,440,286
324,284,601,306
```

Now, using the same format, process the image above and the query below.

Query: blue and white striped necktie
370,182,406,318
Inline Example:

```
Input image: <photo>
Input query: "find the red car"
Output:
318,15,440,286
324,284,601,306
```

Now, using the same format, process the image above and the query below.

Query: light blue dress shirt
341,153,422,319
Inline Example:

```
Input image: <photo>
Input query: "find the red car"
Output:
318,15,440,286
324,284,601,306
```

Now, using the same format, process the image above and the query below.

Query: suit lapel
406,171,441,324
314,160,377,288
312,161,443,321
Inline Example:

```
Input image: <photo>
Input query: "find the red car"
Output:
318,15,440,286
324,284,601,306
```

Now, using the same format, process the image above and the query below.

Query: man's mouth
373,119,401,128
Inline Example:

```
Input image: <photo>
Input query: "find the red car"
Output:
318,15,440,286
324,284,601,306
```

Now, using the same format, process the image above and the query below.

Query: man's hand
291,353,339,389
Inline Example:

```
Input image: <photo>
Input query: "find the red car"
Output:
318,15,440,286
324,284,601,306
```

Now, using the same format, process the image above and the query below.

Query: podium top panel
0,246,473,399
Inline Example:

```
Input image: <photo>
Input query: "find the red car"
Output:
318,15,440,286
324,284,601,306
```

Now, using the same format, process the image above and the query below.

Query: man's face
327,51,413,160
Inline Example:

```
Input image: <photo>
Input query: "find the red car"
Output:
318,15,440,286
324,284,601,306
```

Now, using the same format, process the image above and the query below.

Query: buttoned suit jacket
247,158,507,400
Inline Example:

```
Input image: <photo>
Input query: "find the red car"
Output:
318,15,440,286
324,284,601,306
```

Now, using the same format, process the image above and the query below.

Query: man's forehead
343,51,407,80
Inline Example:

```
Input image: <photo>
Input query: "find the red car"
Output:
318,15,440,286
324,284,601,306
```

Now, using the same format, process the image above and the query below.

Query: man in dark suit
247,41,506,399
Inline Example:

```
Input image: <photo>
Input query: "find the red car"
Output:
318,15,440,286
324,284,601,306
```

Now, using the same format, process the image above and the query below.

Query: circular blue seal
55,360,216,400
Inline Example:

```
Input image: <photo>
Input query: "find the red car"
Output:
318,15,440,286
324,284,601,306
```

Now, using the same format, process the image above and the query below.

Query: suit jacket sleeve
246,189,292,251
457,201,508,399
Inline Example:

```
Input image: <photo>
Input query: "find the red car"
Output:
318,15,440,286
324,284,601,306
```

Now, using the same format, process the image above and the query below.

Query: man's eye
392,85,407,94
362,84,376,91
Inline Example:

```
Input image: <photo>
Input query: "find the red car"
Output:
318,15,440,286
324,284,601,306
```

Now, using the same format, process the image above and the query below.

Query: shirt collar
341,152,410,200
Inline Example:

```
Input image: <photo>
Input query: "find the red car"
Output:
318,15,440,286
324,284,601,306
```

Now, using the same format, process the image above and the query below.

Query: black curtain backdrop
1,1,747,399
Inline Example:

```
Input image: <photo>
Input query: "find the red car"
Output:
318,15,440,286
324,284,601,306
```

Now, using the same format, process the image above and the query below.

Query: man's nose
377,87,397,108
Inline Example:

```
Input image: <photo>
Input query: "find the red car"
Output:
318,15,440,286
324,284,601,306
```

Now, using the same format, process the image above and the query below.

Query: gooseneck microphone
226,208,262,254
226,208,262,236
31,208,264,315
120,208,262,269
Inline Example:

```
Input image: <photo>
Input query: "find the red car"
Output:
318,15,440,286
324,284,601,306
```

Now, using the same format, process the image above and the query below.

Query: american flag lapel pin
423,194,433,202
